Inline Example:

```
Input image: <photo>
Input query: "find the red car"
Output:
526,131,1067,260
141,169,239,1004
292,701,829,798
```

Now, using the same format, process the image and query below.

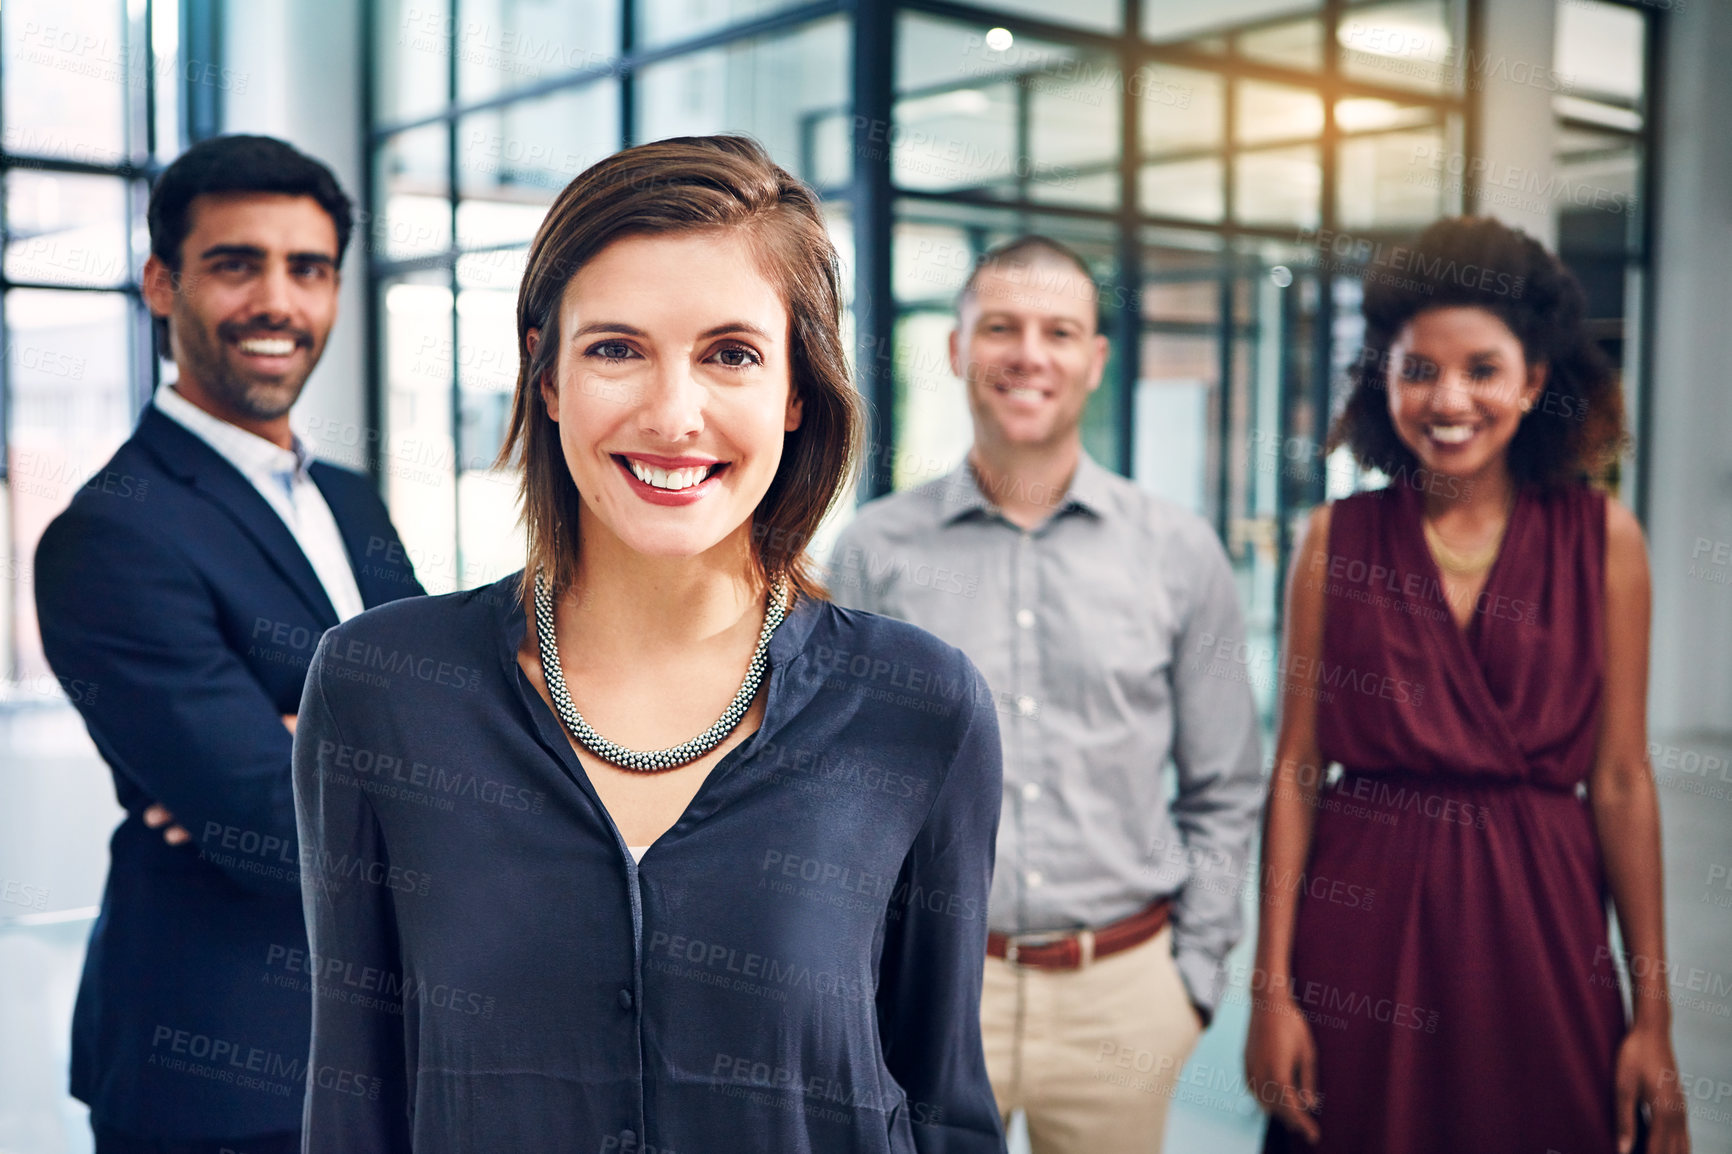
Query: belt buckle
1004,927,1096,969
1002,929,1063,968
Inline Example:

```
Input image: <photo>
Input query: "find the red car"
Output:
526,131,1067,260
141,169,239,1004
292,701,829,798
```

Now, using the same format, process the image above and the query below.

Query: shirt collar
154,383,309,483
937,451,1112,526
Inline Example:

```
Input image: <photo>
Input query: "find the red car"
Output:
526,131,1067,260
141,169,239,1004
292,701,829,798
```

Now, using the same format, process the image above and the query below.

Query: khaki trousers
981,926,1202,1154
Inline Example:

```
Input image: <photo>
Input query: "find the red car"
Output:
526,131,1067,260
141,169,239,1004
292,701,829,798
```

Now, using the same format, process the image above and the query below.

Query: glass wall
1550,0,1652,508
0,6,189,1151
368,0,850,592
0,0,184,689
883,0,1475,722
369,0,1659,708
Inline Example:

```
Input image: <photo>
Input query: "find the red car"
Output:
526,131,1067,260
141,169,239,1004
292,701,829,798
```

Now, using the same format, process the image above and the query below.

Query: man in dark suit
35,135,424,1154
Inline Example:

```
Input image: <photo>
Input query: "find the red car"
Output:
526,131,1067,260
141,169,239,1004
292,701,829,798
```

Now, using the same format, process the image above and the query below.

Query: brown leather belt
987,898,1171,970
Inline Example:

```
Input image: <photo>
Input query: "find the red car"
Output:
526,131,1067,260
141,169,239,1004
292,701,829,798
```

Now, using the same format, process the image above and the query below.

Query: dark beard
173,312,316,419
215,375,303,420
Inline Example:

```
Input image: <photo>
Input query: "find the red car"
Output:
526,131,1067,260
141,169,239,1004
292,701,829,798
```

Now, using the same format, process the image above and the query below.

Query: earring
1520,397,1533,413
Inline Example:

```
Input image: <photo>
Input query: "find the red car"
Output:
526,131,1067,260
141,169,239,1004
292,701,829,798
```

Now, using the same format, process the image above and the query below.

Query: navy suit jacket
35,405,424,1140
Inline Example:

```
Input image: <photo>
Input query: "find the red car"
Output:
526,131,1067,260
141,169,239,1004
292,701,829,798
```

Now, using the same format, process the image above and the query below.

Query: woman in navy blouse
292,135,1005,1153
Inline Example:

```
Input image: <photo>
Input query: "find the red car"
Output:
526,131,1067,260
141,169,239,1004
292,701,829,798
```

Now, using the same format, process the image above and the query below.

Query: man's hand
145,715,299,846
143,803,190,845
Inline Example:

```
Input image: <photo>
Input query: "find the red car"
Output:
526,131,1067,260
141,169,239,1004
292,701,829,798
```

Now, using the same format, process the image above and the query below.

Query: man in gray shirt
829,236,1262,1153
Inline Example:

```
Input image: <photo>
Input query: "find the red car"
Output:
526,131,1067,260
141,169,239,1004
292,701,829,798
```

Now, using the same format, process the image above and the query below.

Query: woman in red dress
1247,216,1689,1153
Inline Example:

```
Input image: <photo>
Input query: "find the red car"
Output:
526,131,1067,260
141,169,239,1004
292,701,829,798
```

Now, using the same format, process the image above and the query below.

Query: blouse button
617,988,634,1010
1015,609,1035,629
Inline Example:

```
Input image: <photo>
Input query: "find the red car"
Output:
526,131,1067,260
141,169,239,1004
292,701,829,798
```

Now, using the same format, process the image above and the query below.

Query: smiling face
532,230,802,565
143,193,340,425
952,258,1108,454
1385,305,1545,487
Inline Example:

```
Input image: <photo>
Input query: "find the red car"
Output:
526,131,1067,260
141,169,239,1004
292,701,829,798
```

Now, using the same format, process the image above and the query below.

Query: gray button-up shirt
827,454,1262,1013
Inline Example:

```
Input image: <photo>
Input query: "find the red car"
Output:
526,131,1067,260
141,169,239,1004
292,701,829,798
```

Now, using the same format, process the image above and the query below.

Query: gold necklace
1423,494,1516,578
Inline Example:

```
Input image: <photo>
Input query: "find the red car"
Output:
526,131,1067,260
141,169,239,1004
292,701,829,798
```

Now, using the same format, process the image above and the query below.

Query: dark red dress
1264,482,1627,1153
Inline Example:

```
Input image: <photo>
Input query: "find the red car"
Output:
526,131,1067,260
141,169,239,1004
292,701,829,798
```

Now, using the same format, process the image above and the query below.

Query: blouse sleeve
875,664,1007,1153
293,635,413,1153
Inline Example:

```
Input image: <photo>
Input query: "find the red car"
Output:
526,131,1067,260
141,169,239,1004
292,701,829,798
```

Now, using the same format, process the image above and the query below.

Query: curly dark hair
1327,216,1625,489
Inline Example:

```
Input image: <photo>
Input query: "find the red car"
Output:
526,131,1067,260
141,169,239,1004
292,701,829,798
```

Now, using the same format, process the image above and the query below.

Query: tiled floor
1651,732,1732,1154
0,706,113,1154
3,707,1727,1153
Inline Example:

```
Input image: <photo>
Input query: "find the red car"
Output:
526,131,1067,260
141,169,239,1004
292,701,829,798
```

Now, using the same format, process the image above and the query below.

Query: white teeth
1427,424,1474,445
627,460,712,491
238,338,296,356
1004,386,1043,400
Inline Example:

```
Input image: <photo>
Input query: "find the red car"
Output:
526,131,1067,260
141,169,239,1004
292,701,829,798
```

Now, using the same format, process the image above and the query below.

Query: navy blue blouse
292,573,1006,1153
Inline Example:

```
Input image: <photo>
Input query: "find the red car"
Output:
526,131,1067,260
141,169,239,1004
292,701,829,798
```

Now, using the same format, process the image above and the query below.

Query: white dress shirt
154,385,367,622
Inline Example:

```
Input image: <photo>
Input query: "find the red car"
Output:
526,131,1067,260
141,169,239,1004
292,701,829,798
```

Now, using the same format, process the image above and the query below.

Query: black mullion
1272,267,1303,645
620,0,637,146
144,0,158,160
853,0,894,498
182,0,223,142
1014,75,1032,207
1153,0,1327,43
0,0,11,680
1632,4,1664,525
362,0,383,487
0,280,145,295
1145,38,1456,110
1309,0,1340,512
1214,251,1233,541
447,7,464,588
1148,118,1440,169
893,184,1307,240
1115,0,1141,480
0,155,155,179
909,118,1449,197
1222,53,1237,235
1462,0,1484,215
891,186,1451,251
1216,43,1236,540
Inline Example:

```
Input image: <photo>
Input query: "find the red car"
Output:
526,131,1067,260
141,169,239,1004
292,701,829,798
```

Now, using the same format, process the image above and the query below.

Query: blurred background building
0,0,1727,1150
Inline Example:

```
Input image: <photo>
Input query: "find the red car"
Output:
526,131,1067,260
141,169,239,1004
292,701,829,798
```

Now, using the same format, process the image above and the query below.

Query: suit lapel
133,407,339,628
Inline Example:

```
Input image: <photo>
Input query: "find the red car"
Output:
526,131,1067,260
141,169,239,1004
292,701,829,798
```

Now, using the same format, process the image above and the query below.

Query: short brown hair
957,234,1101,331
496,135,862,604
1329,216,1625,489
